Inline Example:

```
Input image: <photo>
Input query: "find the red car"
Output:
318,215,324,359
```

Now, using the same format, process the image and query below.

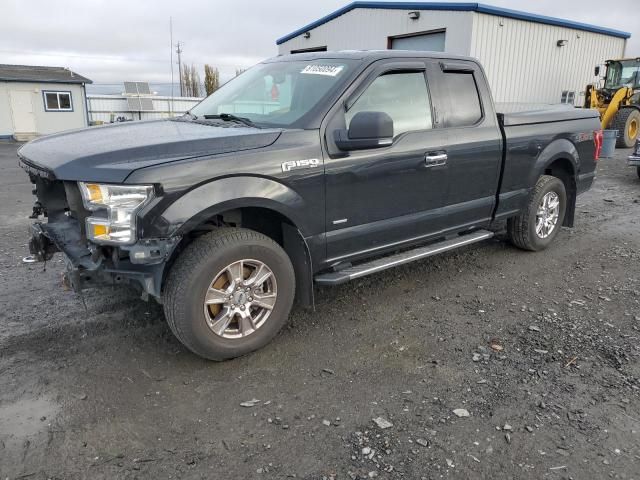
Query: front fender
154,176,309,237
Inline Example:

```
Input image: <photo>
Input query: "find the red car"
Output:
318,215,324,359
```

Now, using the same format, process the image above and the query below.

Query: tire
612,108,640,148
637,166,640,179
163,228,295,361
507,175,567,252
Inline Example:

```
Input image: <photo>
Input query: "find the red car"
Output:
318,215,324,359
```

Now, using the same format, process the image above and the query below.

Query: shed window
43,91,73,111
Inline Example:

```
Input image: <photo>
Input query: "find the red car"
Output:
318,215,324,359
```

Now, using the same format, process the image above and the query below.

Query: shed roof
276,2,631,45
0,64,92,84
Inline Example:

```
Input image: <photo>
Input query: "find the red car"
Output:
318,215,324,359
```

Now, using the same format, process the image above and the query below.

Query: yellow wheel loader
585,58,640,148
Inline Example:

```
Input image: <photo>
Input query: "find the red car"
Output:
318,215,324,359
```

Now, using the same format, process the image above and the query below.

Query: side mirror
594,66,600,77
334,111,394,151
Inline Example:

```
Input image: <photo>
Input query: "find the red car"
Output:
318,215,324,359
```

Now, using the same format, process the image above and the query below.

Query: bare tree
190,64,201,97
204,64,220,96
181,66,192,97
235,68,246,77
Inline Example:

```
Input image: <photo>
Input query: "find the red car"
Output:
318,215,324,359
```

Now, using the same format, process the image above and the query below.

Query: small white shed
0,65,92,141
276,2,631,105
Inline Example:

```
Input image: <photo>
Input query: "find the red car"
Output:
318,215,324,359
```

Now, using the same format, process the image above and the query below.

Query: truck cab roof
266,50,481,64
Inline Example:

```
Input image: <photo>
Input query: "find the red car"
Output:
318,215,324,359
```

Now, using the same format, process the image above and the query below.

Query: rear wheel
507,175,567,251
163,228,295,361
612,108,640,148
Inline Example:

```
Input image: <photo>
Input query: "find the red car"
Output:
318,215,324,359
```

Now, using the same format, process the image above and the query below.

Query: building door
9,91,37,134
390,31,446,51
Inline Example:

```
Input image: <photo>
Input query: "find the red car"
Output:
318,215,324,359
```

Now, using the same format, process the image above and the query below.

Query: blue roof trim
276,2,631,45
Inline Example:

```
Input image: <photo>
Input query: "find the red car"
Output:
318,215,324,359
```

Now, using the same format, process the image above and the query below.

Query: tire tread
507,175,561,251
163,228,289,360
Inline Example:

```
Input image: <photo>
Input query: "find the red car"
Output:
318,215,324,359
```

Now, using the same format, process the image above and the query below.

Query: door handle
425,152,447,167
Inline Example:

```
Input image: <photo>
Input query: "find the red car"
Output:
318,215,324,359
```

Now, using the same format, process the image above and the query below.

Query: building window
43,91,73,111
560,91,575,105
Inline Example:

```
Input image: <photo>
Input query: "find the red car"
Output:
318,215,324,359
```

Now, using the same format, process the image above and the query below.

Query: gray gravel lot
0,140,639,479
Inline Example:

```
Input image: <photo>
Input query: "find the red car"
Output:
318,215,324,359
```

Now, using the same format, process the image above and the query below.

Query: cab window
346,71,433,136
439,72,483,127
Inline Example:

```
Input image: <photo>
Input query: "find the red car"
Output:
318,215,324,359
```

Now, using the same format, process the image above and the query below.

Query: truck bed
497,103,600,126
495,104,600,223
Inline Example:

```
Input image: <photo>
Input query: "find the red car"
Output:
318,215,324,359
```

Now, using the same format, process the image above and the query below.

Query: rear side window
440,72,482,127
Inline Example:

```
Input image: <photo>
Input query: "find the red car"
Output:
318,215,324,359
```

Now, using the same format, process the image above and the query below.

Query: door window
346,72,433,136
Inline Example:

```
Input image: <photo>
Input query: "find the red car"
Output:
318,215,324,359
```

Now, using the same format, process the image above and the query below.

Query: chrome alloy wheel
535,191,560,239
203,259,277,339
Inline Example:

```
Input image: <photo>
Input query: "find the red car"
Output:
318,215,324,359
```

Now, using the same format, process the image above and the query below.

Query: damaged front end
20,158,178,302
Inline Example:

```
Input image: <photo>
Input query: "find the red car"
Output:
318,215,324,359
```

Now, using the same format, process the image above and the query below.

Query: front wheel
163,228,295,361
507,175,567,251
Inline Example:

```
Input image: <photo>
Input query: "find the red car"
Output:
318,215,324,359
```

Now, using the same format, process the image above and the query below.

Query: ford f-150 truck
19,51,602,360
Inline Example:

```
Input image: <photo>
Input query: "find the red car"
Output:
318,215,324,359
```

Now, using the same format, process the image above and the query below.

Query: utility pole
176,41,183,97
169,17,174,113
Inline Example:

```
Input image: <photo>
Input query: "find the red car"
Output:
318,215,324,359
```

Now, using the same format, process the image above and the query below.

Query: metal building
276,2,630,104
0,65,92,141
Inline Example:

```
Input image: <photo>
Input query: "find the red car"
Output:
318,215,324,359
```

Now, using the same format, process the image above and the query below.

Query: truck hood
18,119,282,183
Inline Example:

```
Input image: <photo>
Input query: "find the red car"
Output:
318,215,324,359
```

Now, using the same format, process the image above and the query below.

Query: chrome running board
314,229,494,286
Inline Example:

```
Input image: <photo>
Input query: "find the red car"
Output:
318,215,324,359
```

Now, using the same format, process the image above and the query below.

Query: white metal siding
470,13,626,103
87,95,201,123
278,8,474,55
278,8,628,105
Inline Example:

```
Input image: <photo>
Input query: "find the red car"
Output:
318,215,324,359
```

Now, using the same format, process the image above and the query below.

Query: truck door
322,60,453,264
426,60,503,227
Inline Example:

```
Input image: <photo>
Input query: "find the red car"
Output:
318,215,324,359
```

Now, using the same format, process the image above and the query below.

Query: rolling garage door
391,31,446,52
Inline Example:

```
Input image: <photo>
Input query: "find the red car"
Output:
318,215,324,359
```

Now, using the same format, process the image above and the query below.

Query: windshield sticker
301,65,344,77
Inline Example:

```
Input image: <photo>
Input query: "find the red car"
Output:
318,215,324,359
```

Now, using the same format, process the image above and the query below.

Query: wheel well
544,158,576,227
162,207,314,307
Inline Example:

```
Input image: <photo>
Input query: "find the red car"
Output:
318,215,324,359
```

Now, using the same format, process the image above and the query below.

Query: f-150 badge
281,158,320,172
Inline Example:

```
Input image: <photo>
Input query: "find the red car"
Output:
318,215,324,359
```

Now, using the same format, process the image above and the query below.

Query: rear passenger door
427,60,503,226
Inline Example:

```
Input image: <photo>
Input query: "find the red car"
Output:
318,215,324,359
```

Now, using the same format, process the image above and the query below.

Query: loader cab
603,58,640,91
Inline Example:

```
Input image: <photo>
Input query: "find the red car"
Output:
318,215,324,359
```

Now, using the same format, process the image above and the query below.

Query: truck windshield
604,59,640,89
190,60,356,128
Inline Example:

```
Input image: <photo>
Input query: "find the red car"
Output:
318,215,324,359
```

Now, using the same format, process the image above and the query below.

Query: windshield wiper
181,111,198,120
203,113,258,128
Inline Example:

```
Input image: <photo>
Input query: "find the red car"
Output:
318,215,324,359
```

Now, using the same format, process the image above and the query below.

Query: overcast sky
1,0,638,85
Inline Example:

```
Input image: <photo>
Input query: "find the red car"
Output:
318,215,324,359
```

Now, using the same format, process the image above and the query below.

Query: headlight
78,182,153,245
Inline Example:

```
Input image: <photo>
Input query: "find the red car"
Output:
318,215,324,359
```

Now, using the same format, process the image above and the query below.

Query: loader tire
612,108,640,148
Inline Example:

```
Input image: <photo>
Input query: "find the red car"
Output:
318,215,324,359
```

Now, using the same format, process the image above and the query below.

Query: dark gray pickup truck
19,51,602,360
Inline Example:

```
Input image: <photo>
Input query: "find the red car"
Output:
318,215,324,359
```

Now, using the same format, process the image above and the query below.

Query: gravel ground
0,141,638,480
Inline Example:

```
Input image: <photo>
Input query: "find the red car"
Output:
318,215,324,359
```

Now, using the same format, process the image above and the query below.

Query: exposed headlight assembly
78,182,153,245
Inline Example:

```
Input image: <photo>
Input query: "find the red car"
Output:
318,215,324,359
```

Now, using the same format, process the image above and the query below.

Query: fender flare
528,138,579,226
158,176,309,237
528,138,578,189
156,176,316,308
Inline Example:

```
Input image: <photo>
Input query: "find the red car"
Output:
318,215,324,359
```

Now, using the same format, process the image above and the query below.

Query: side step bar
314,229,494,286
